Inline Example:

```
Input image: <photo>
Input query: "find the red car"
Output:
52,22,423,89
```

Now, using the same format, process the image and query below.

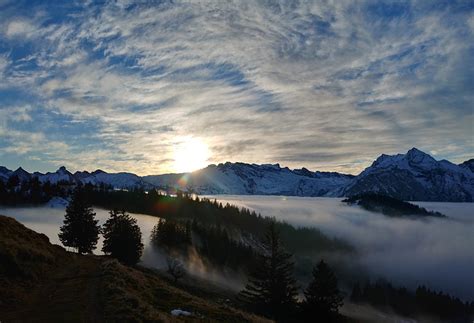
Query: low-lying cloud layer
2,197,473,300
0,1,473,174
208,195,474,301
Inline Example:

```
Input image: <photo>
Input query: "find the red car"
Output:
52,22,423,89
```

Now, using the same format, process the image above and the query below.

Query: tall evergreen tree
302,260,343,321
239,222,298,320
102,210,144,265
58,187,100,254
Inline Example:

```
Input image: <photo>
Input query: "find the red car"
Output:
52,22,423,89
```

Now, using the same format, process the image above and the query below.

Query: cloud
0,55,8,74
5,19,36,38
0,1,472,174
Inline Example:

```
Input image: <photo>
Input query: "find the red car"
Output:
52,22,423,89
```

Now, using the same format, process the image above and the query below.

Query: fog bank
206,195,474,301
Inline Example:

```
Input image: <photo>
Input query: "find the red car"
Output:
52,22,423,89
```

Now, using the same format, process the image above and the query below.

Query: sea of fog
1,196,473,300
205,195,474,301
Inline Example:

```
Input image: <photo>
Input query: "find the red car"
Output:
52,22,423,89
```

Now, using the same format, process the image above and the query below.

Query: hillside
343,193,446,218
0,215,270,322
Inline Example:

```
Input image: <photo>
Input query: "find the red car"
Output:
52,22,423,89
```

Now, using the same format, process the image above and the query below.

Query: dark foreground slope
0,215,269,323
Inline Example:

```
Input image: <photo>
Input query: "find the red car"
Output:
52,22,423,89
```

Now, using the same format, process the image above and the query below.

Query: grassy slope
0,215,270,323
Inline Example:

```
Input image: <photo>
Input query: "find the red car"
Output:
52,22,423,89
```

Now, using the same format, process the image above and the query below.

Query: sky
0,0,473,175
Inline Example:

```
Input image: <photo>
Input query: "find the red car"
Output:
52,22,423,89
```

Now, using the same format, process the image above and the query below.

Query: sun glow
173,137,210,173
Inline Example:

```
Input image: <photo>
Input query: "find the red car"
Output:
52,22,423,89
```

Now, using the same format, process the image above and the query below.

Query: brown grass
0,215,271,322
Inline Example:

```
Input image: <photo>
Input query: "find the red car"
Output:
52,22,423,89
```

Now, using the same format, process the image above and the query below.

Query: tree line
150,218,257,270
0,176,70,205
343,193,446,217
351,280,474,323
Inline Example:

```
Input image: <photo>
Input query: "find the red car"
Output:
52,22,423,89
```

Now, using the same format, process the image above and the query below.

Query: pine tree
302,260,343,321
239,222,298,320
102,210,144,265
58,187,100,254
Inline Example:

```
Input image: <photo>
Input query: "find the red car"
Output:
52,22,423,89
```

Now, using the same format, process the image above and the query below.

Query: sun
173,137,210,173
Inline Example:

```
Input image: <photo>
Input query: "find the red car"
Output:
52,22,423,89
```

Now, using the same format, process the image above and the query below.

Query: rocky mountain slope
75,169,149,188
343,148,474,202
144,163,354,196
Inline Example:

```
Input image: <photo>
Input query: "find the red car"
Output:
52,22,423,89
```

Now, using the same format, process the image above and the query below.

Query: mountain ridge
1,148,473,201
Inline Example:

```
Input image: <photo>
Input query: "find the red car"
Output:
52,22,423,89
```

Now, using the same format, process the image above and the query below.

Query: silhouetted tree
102,210,144,265
239,222,298,320
150,218,189,250
301,260,343,321
58,188,100,254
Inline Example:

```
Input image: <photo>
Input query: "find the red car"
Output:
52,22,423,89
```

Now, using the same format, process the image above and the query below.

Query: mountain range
1,148,473,202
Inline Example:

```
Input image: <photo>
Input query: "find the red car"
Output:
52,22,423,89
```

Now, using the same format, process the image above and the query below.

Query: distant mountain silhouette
1,148,473,201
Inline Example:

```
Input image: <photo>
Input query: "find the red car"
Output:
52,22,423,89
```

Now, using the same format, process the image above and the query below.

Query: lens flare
173,137,210,173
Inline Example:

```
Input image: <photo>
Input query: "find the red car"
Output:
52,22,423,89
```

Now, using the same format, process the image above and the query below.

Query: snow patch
47,197,69,208
171,309,192,316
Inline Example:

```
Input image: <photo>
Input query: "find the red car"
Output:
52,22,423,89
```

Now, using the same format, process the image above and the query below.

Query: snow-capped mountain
12,167,32,182
459,159,474,173
343,148,474,202
1,148,472,201
144,163,354,196
78,169,149,189
0,166,13,181
0,166,147,189
35,166,76,184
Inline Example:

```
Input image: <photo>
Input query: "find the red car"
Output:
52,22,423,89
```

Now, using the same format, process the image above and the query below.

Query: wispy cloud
0,0,472,174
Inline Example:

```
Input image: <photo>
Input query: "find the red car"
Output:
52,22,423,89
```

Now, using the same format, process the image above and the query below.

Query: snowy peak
57,166,69,173
0,166,13,181
56,166,74,178
405,147,437,167
345,148,474,202
12,167,32,181
79,169,149,189
364,148,443,177
460,159,474,173
144,162,354,197
73,170,91,179
35,166,76,184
